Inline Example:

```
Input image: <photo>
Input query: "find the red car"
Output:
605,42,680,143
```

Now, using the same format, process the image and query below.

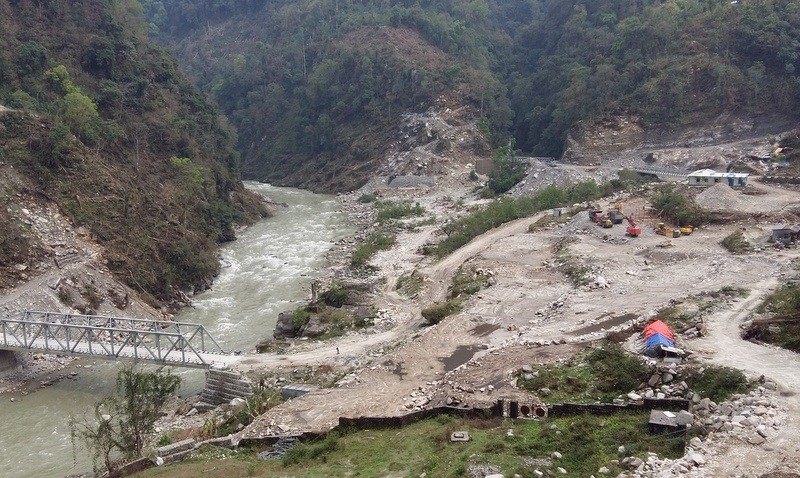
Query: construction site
134,150,800,477
115,110,800,478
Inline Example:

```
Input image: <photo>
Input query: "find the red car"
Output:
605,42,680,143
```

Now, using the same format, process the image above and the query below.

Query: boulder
300,315,327,338
273,311,297,339
688,452,705,466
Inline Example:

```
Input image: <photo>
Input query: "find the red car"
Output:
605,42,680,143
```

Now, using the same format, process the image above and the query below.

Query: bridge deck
0,311,239,369
634,166,692,178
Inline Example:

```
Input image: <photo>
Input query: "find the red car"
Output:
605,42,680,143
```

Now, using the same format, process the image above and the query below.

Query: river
0,183,353,478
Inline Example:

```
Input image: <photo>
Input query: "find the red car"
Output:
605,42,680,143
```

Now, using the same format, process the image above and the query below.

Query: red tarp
643,320,675,340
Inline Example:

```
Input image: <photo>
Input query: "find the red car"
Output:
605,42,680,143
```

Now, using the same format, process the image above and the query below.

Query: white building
687,169,749,187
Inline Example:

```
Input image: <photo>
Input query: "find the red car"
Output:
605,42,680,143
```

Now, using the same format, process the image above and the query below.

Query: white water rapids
0,183,353,478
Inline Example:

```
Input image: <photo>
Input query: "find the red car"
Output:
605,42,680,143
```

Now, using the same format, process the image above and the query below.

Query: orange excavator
625,215,642,237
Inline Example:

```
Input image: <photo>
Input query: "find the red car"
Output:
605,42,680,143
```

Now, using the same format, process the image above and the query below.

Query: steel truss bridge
0,311,236,368
634,166,692,179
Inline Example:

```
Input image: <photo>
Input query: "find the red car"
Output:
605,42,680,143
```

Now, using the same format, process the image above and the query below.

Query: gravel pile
694,183,748,212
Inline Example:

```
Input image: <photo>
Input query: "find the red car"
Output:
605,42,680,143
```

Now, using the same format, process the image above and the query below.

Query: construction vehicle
608,210,625,224
625,215,641,237
679,225,695,236
656,222,681,238
589,209,613,228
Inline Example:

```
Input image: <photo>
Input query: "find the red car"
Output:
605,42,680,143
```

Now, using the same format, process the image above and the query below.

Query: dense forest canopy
0,0,265,304
144,0,800,190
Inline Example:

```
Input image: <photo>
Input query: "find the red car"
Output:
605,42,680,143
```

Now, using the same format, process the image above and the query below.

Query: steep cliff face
0,0,267,306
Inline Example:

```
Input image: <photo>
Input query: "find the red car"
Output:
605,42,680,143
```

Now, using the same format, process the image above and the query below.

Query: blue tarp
644,332,674,349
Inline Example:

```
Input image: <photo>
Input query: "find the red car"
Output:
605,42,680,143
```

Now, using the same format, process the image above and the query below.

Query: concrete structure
771,224,800,243
687,169,749,187
282,383,321,399
648,409,693,434
195,368,254,411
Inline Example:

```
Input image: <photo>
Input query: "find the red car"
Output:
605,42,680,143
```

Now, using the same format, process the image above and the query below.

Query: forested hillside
0,0,267,305
145,0,800,191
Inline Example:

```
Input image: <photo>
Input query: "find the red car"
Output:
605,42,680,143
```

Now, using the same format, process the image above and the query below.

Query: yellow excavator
679,225,696,236
656,222,681,238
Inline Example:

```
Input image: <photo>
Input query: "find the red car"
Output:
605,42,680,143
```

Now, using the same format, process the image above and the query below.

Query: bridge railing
0,311,228,368
21,311,225,354
634,167,691,178
0,319,215,366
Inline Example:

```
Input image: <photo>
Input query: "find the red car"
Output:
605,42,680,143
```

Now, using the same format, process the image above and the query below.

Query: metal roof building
687,169,749,187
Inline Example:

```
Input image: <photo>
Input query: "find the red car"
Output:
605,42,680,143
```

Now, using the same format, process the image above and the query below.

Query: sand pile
695,183,749,212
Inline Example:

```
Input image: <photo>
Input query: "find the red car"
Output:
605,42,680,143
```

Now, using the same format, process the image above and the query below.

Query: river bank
0,184,355,478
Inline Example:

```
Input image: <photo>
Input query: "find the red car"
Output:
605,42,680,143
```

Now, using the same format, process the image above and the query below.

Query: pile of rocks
618,385,783,478
625,446,708,477
626,363,691,402
691,384,782,445
403,388,432,410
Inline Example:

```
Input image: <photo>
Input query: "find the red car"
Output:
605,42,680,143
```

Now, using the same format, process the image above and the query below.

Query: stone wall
0,350,18,373
548,398,689,418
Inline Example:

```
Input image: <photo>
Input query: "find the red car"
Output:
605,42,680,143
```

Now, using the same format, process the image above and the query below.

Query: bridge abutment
0,350,18,374
195,368,253,411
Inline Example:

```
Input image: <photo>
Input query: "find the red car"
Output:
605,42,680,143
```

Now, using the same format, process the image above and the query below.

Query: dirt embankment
5,102,800,476
232,112,800,477
0,168,164,393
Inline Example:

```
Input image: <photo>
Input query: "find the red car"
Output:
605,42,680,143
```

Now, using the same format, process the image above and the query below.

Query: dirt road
690,277,800,476
236,179,800,477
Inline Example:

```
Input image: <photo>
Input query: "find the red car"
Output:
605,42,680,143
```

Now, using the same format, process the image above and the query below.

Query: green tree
70,366,181,473
62,91,101,144
488,139,526,194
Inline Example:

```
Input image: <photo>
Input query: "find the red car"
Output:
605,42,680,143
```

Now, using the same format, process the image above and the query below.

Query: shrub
488,140,526,194
760,282,800,320
282,432,340,466
351,233,395,267
687,365,749,402
450,267,491,297
421,299,462,325
291,308,311,332
721,229,750,254
585,345,650,394
376,200,425,222
357,193,377,203
396,271,424,297
321,282,349,307
651,185,707,226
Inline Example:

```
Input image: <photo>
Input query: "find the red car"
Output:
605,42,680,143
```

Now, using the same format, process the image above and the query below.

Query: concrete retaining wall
195,369,253,411
337,404,502,431
763,176,800,185
548,398,689,417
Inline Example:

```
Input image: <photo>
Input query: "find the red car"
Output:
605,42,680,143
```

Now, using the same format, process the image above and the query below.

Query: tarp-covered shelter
643,320,675,341
642,320,676,357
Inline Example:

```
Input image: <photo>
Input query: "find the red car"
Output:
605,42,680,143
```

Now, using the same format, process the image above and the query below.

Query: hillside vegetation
145,0,800,191
0,0,267,305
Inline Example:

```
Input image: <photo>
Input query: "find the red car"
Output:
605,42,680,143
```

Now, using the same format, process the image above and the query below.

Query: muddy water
0,183,353,478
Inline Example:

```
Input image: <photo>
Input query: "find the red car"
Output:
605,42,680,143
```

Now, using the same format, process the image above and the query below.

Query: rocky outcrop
561,115,646,165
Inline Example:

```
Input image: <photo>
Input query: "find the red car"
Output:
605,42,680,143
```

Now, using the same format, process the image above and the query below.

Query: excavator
656,222,681,238
625,215,641,237
679,225,696,236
